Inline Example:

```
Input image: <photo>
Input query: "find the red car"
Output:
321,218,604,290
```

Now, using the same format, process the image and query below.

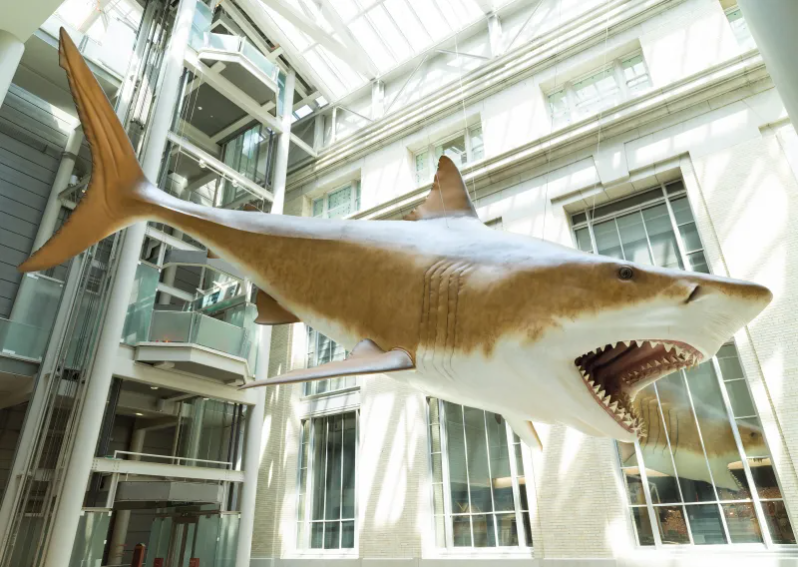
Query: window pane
623,469,647,505
327,185,354,218
487,414,513,512
593,220,624,259
655,506,691,544
324,521,340,549
446,403,470,514
310,522,324,548
311,421,326,521
617,212,653,265
342,414,356,518
635,390,684,504
464,407,492,513
621,53,652,93
575,227,593,252
687,251,709,274
726,380,756,417
435,134,467,166
631,507,656,546
762,500,796,544
547,88,569,126
736,417,769,458
678,222,703,252
669,197,695,225
497,514,519,546
341,520,355,548
452,515,471,546
469,125,484,161
312,198,324,217
685,504,727,544
415,151,428,185
642,204,683,269
472,514,495,547
573,66,620,116
722,503,763,543
684,362,752,500
717,344,745,379
749,459,783,500
655,374,715,502
325,416,342,520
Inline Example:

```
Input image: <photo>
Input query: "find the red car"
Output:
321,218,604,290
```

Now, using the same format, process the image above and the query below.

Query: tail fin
18,29,152,273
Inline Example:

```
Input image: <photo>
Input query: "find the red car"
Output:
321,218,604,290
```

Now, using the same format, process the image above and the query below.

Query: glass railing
121,263,160,345
0,274,65,361
0,318,51,361
188,24,280,85
40,13,136,77
148,311,253,360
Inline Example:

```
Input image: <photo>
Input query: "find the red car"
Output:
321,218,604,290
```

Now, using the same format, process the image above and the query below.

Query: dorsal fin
404,155,480,221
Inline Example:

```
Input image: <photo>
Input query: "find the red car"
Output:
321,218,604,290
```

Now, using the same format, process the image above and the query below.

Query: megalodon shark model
20,30,773,449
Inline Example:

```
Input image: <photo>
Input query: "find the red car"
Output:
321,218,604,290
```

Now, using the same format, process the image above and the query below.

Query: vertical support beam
331,106,338,145
41,1,199,565
487,13,503,58
0,30,24,108
738,0,798,127
106,428,146,566
187,398,206,464
313,114,324,152
270,70,295,215
371,79,385,120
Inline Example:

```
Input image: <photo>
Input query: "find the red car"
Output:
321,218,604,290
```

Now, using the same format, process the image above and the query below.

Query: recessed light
150,386,159,390
198,106,203,110
135,412,144,416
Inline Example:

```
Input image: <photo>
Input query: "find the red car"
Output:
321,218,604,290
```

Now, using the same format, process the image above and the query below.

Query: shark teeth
575,339,704,437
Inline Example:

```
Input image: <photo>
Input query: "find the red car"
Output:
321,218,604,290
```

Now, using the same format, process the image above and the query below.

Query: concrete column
34,127,85,252
41,1,199,565
488,13,503,58
313,114,324,152
186,398,206,464
270,69,295,214
738,0,798,127
106,428,146,566
234,330,269,567
0,30,24,108
371,79,385,119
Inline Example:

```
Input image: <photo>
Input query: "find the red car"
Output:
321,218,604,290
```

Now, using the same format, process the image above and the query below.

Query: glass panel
469,125,484,161
726,380,756,417
547,88,569,126
415,151,428,184
311,420,326,521
312,198,324,217
593,220,624,259
748,459,782,500
341,520,355,548
435,134,468,166
669,197,694,224
573,66,620,116
631,507,656,546
342,413,356,518
642,204,683,269
677,222,702,253
623,469,647,505
685,504,727,544
655,506,691,544
722,503,763,543
464,407,491,513
654,374,715,502
687,251,709,274
635,390,683,504
446,402,469,514
621,53,652,93
310,522,324,548
717,344,745,379
67,510,112,567
324,521,340,549
684,362,751,500
325,416,343,521
727,8,757,51
617,212,653,265
452,515,471,546
327,185,354,218
762,500,796,544
575,227,593,252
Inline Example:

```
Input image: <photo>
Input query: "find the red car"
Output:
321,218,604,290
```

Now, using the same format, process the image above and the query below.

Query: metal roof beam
316,0,380,77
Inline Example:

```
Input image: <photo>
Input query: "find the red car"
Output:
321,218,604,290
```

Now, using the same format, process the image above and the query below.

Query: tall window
414,124,484,186
297,412,358,549
572,180,709,274
304,327,354,396
427,398,532,548
547,52,652,128
573,184,796,547
312,181,361,219
725,6,756,51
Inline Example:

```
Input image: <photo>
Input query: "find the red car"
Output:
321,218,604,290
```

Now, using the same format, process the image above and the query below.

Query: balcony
123,263,259,384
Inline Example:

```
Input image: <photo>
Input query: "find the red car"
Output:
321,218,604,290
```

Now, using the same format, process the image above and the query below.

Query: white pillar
313,114,324,152
34,127,85,252
270,69,295,214
371,80,385,120
487,14,503,58
234,76,293,561
0,30,24,108
738,0,798,127
106,428,146,566
41,1,198,565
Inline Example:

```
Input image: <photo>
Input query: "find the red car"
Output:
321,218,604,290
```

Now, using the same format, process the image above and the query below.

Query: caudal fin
18,29,152,273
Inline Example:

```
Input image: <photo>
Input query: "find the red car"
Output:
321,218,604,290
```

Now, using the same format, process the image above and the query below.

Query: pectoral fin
508,417,543,451
254,288,301,325
239,339,414,389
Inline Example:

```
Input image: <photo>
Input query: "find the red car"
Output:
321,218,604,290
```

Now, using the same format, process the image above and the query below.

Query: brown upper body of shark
19,30,773,447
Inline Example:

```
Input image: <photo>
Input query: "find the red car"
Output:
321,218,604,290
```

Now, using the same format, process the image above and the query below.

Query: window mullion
339,416,345,548
464,128,473,163
710,356,774,547
322,417,330,545
662,187,693,271
564,82,578,123
305,419,315,548
460,406,474,546
637,210,657,266
612,219,628,261
505,420,525,547
482,411,498,546
614,58,630,100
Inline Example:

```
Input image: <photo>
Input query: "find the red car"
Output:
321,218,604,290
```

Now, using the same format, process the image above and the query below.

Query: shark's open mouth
574,340,702,436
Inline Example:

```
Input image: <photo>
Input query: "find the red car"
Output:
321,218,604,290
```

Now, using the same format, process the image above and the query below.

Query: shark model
20,30,773,449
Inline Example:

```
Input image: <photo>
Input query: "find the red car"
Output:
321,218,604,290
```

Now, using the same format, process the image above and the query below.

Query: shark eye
618,266,635,281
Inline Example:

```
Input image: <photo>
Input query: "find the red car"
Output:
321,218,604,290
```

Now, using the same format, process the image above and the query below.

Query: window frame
311,180,362,219
303,327,356,397
295,411,359,553
546,50,652,128
414,123,484,187
572,183,796,549
425,398,534,551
